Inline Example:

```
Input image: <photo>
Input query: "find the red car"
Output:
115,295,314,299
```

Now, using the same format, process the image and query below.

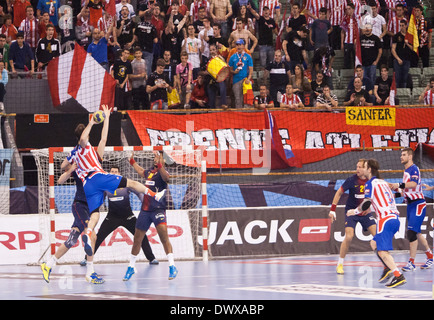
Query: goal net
31,146,206,264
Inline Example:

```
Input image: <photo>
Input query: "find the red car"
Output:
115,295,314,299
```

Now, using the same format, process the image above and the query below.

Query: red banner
128,107,434,169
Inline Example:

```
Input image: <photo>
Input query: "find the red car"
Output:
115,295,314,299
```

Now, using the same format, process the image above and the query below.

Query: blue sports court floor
0,252,432,301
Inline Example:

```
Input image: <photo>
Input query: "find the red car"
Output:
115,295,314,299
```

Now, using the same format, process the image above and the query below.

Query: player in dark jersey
41,163,104,284
80,166,159,266
123,151,178,281
329,159,377,275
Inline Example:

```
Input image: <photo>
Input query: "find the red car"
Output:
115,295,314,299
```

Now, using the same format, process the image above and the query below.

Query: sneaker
155,189,166,202
168,265,178,280
420,258,433,269
41,262,52,283
123,266,136,281
86,272,105,284
378,267,392,283
401,261,416,272
385,274,406,288
79,259,87,267
336,264,344,275
149,259,159,265
81,233,93,257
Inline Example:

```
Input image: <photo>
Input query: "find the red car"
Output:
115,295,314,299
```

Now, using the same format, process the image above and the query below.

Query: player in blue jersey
123,151,178,281
80,166,159,266
389,147,433,271
41,163,105,284
329,159,377,274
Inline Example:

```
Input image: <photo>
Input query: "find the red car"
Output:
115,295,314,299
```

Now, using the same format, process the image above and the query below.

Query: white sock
46,256,57,269
167,253,175,266
86,261,94,276
338,258,344,265
129,254,137,268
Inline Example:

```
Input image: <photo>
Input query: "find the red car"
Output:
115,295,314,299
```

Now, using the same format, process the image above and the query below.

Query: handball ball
93,110,105,124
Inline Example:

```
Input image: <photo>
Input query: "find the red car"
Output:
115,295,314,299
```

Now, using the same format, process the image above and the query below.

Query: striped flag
406,8,419,55
354,14,362,72
389,72,396,106
47,43,116,112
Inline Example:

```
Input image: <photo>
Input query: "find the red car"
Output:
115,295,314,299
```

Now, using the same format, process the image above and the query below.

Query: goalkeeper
80,166,159,266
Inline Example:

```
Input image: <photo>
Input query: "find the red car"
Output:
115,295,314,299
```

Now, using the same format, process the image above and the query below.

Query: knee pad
64,228,80,249
407,229,418,243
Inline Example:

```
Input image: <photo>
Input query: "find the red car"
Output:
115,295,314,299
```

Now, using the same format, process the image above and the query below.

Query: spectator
36,0,60,27
57,11,74,53
303,0,327,26
0,34,9,70
343,77,373,106
12,0,31,28
35,23,60,72
208,23,229,59
193,5,207,35
111,48,133,110
115,0,135,20
206,44,228,109
86,0,104,28
146,58,173,110
166,0,189,16
327,0,346,50
75,6,93,50
412,4,432,68
134,11,158,77
418,77,434,105
289,64,312,105
9,31,35,77
189,71,208,108
232,5,255,34
315,85,338,111
391,19,413,88
347,65,374,95
285,3,307,33
228,18,257,52
311,72,327,100
254,84,274,109
162,49,177,87
258,0,280,19
310,7,332,50
209,0,232,38
182,24,201,80
19,5,39,52
280,83,304,109
362,2,386,42
282,25,308,73
0,61,7,111
39,12,58,39
1,14,18,44
151,3,164,39
228,38,253,108
87,25,113,71
190,0,209,21
231,0,256,22
311,45,335,88
265,49,291,108
175,51,193,109
252,6,278,69
340,3,358,69
198,16,213,66
114,5,136,50
360,23,382,84
130,48,148,110
373,65,393,105
161,10,188,64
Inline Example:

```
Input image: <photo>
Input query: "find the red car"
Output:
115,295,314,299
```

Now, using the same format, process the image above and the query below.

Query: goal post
32,145,208,264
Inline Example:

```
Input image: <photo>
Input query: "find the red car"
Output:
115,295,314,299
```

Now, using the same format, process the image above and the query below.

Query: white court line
230,284,432,300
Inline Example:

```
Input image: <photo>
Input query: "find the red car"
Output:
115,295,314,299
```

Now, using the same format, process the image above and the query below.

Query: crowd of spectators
0,0,432,111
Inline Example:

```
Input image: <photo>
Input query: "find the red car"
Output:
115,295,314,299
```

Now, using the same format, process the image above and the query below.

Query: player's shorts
71,200,90,233
83,172,126,213
407,199,426,233
345,212,376,231
136,209,167,231
374,216,400,251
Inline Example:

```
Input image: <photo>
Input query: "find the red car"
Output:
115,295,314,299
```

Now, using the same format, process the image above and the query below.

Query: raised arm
96,104,112,160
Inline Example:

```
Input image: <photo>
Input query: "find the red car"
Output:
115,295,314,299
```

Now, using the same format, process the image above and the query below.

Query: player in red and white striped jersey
280,83,304,109
389,148,433,271
348,159,406,288
64,105,166,276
